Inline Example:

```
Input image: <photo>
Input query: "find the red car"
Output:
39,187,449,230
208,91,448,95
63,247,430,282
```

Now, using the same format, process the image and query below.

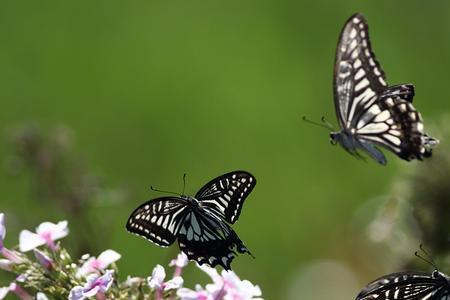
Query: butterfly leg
358,139,387,165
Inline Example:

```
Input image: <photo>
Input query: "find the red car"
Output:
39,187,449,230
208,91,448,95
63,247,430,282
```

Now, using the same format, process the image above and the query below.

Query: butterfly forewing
177,209,251,270
334,13,387,129
356,272,450,300
126,197,189,247
195,171,256,224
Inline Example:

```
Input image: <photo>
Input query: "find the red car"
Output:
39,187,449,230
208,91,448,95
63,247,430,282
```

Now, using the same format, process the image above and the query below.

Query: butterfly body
126,171,256,270
331,13,438,165
356,271,450,300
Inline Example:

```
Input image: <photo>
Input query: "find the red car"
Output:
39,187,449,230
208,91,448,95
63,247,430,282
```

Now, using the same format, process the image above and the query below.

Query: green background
0,1,449,299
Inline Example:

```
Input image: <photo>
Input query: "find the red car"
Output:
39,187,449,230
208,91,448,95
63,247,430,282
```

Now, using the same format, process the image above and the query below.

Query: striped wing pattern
356,272,450,300
334,13,386,128
195,171,256,224
177,209,251,270
126,197,188,247
334,13,438,163
126,171,256,270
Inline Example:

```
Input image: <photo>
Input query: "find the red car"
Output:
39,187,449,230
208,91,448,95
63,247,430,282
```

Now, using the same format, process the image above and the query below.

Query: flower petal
76,258,97,278
68,286,84,300
36,221,69,241
0,287,8,300
148,264,166,289
165,276,184,290
19,230,45,252
97,249,121,267
198,264,222,284
33,249,53,270
170,252,189,268
36,292,49,300
0,259,12,271
0,214,5,249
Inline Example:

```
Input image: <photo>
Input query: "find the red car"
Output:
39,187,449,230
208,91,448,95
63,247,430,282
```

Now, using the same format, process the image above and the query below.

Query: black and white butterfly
125,171,256,270
356,247,450,300
330,13,438,165
356,271,450,300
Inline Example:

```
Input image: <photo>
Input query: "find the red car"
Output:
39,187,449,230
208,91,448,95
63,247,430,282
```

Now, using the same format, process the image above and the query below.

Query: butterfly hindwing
195,171,256,224
177,209,251,270
126,197,189,247
356,272,449,300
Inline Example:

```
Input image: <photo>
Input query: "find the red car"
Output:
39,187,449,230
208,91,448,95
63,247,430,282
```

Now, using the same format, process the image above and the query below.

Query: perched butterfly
329,13,438,165
356,246,450,300
126,171,256,270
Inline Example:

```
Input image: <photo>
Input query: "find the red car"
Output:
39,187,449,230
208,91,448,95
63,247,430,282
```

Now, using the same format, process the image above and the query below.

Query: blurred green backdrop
1,1,449,299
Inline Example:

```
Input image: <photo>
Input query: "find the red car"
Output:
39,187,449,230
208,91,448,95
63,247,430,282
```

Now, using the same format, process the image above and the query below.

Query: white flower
36,292,49,300
0,214,5,250
76,249,121,277
0,287,8,300
147,264,183,291
177,284,214,300
19,220,69,252
199,264,263,300
69,270,114,300
170,252,189,268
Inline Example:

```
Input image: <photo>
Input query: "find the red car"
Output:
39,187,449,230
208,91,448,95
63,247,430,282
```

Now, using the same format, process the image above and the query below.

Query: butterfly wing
334,13,438,163
334,13,387,129
126,197,189,247
195,171,256,224
356,272,448,300
177,208,251,270
355,94,438,161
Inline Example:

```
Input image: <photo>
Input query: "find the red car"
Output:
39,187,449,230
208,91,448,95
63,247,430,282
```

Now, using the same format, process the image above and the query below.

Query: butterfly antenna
418,244,439,271
321,116,335,131
182,173,187,195
302,116,334,131
150,186,182,197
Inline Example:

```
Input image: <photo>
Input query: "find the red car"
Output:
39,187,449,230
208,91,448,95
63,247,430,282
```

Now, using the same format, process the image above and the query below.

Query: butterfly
126,171,256,270
329,13,438,165
356,271,450,300
356,246,450,300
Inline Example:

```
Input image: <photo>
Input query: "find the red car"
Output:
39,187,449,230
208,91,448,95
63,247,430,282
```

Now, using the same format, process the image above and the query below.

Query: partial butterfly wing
356,272,450,300
334,13,387,129
177,209,251,270
126,197,189,247
356,93,437,162
195,171,256,224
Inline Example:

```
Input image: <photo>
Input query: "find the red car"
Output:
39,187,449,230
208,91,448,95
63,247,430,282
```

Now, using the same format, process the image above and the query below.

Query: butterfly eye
329,134,338,145
432,270,440,279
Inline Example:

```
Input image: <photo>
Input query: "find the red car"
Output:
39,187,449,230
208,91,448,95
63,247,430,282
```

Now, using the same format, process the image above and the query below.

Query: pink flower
177,285,214,300
0,283,32,300
199,265,263,300
69,270,114,300
76,250,121,277
19,220,69,252
33,249,53,270
0,213,24,265
148,265,183,300
170,252,189,277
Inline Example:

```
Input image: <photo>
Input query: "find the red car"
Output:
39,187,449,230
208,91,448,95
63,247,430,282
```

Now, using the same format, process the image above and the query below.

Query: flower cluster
0,213,263,299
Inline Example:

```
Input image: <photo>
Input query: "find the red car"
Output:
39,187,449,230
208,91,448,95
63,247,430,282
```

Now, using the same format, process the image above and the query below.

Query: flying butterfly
356,246,450,300
306,13,438,165
126,171,256,270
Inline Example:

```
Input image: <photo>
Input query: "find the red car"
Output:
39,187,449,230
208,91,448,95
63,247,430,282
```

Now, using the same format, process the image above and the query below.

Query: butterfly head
330,129,357,148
